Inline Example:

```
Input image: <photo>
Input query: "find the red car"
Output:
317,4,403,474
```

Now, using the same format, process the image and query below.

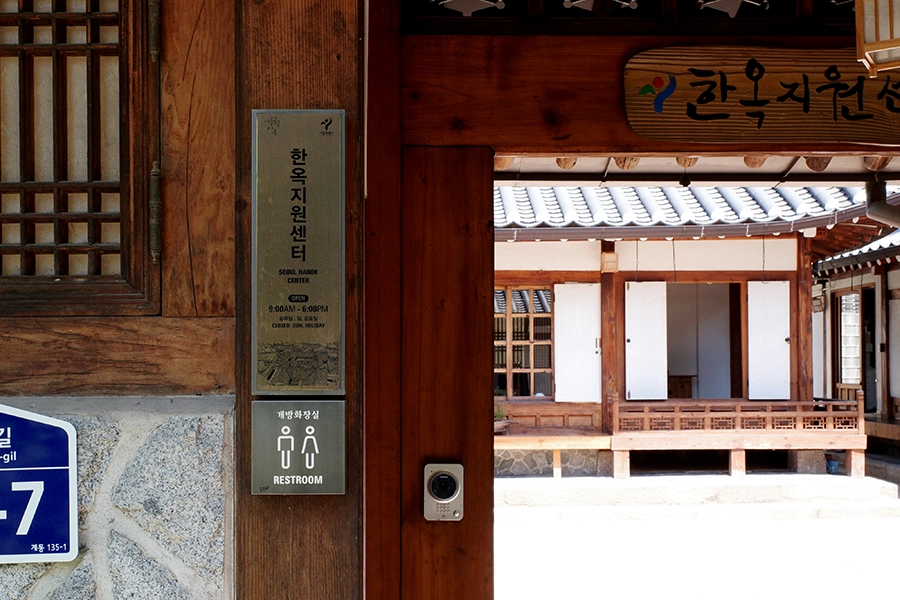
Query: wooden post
881,268,892,421
846,449,866,477
613,450,630,478
729,449,747,476
797,236,813,402
553,449,562,478
600,241,617,432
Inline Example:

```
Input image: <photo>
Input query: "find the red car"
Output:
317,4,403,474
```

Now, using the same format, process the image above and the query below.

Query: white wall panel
495,241,600,271
554,284,601,402
616,239,796,272
812,308,825,398
625,281,668,399
748,281,791,399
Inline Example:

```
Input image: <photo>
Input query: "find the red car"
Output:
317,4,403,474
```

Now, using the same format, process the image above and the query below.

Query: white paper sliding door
554,283,601,402
625,281,667,400
748,280,791,399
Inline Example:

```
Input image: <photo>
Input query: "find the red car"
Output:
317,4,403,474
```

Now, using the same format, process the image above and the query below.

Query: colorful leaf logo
640,75,677,114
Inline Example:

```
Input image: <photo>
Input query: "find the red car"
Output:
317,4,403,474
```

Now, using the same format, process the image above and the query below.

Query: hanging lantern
857,0,900,76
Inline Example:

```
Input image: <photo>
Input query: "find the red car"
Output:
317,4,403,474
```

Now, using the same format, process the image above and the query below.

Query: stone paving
495,474,900,600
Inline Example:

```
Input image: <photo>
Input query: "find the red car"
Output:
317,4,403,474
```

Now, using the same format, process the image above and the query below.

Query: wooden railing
606,394,864,436
497,400,602,434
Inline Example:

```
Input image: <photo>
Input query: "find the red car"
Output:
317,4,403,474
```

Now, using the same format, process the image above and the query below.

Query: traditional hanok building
492,177,890,478
813,214,900,453
1,1,899,599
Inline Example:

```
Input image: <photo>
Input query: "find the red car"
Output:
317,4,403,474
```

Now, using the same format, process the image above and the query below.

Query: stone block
788,450,826,474
112,415,225,584
494,450,552,477
108,531,190,600
67,415,120,524
49,553,96,600
0,563,48,600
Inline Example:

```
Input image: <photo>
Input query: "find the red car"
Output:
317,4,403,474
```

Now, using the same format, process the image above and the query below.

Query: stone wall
0,397,234,600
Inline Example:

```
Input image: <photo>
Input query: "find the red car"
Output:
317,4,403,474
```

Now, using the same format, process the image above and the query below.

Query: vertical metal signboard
252,109,346,396
0,404,77,563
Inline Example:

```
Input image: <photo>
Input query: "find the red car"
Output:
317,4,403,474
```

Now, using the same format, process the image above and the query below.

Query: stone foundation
0,397,234,600
495,450,613,477
789,449,826,474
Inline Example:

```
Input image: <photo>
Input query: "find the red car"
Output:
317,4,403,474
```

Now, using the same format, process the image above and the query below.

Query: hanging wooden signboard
252,110,345,396
624,47,900,145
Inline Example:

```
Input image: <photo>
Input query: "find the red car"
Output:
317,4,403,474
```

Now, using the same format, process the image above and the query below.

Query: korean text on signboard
624,47,900,144
252,110,346,395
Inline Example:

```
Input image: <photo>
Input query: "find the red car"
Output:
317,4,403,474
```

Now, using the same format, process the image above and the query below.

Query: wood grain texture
401,146,494,600
797,236,813,401
624,47,900,145
0,317,234,395
364,0,402,597
161,0,236,317
235,1,364,599
494,270,600,285
402,35,900,154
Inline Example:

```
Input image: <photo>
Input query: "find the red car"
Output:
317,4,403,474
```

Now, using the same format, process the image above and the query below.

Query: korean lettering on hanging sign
623,47,900,145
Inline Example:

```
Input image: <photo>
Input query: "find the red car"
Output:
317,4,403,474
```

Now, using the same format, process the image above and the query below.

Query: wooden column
400,146,494,600
729,449,746,476
613,450,630,478
235,1,364,598
846,449,866,477
365,0,402,598
797,235,813,401
880,268,892,421
600,241,618,425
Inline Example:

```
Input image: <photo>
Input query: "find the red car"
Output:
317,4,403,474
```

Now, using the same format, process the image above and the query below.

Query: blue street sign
0,404,77,563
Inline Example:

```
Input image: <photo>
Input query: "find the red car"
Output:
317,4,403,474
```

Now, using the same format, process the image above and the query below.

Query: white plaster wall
616,239,797,272
812,306,825,398
666,284,698,378
495,241,600,271
697,284,731,399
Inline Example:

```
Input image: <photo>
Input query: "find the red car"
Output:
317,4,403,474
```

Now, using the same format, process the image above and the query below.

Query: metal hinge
150,161,162,264
149,0,161,62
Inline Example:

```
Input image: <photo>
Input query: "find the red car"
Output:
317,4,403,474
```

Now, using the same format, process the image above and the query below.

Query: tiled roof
815,229,900,274
494,186,864,229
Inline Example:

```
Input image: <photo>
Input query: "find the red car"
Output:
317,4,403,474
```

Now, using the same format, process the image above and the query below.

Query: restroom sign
251,401,345,495
0,404,77,563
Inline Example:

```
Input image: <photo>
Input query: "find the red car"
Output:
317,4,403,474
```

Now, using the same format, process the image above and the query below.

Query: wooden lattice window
493,287,553,400
0,0,158,315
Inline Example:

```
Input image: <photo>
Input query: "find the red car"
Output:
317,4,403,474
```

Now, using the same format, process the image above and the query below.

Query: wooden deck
495,397,868,478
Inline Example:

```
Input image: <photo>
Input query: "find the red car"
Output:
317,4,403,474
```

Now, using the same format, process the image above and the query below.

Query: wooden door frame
363,23,887,600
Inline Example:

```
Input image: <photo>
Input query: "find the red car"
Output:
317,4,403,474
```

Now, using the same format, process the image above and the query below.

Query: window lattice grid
494,286,554,400
0,0,122,278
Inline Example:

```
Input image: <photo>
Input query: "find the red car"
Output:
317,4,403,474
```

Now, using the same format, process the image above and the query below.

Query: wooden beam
402,35,900,154
0,317,235,395
609,433,867,451
494,270,601,285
